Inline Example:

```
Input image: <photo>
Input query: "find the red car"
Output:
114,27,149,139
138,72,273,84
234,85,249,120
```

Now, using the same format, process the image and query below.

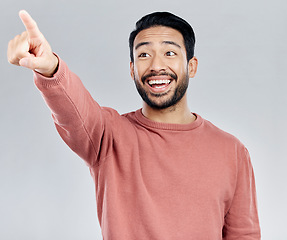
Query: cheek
133,67,138,79
178,58,188,76
168,61,185,76
134,62,149,78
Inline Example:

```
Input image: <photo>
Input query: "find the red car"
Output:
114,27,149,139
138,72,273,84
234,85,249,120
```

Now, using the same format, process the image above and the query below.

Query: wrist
38,53,59,78
46,54,59,77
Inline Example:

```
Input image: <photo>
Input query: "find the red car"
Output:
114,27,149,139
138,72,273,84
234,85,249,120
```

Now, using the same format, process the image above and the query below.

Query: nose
149,54,167,72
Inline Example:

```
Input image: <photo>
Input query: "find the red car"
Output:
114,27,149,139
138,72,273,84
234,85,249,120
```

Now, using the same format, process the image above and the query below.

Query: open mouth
148,79,171,89
142,73,176,93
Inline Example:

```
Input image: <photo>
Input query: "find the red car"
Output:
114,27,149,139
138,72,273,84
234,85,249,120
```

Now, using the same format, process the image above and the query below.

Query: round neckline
134,109,203,131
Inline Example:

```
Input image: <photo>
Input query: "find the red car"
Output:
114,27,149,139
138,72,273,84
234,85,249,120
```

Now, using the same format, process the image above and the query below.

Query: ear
130,61,135,80
188,56,198,78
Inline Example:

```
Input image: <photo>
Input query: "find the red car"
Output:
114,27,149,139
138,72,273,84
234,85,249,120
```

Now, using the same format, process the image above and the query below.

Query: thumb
19,55,58,76
19,56,37,69
19,56,47,72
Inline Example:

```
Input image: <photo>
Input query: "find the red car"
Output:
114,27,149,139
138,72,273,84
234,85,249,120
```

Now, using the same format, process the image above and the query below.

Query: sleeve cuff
34,53,66,89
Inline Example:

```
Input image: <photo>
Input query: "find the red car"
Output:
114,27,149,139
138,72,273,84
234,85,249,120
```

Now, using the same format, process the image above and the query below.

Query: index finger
19,10,41,38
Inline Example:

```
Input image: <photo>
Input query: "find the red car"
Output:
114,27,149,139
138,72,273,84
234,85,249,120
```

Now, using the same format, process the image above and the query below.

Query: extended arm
7,11,113,166
34,57,107,166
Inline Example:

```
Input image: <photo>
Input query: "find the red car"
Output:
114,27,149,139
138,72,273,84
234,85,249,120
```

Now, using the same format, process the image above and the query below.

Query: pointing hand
7,10,58,77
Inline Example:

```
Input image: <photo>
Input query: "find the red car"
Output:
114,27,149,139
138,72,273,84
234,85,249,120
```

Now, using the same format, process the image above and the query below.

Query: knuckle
8,56,18,65
10,54,18,64
20,31,28,39
8,40,12,48
7,34,28,66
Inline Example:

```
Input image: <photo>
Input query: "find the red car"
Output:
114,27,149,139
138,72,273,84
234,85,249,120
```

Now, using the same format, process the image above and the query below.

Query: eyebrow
135,41,150,50
135,41,182,50
163,41,181,49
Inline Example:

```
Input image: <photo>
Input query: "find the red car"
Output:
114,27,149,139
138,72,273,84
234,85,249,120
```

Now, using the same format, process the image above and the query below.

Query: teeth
148,79,171,85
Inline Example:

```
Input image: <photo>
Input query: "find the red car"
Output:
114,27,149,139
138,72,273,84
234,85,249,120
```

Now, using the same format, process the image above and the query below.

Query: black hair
129,12,196,62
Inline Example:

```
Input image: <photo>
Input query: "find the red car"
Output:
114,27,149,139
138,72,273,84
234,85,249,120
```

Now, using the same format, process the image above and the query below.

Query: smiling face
130,26,197,110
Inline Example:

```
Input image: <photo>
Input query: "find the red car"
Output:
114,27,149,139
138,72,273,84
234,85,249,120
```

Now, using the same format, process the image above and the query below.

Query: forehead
134,26,184,48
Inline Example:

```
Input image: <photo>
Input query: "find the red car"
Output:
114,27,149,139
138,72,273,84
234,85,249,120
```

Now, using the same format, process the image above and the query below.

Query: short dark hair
129,12,196,63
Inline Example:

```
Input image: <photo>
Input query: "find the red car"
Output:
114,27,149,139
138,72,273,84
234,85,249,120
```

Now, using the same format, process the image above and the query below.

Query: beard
134,70,189,110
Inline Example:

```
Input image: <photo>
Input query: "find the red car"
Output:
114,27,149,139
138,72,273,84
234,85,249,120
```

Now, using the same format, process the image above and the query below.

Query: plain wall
1,0,286,239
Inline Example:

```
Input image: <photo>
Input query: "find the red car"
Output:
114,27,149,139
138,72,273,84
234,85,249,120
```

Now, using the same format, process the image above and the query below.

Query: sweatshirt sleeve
34,56,114,167
223,147,261,239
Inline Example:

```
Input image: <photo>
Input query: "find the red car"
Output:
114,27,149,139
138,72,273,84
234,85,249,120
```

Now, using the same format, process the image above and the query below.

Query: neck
141,95,196,124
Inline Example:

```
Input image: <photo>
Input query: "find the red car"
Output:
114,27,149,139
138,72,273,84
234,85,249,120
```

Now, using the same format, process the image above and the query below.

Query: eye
138,53,150,58
166,51,176,56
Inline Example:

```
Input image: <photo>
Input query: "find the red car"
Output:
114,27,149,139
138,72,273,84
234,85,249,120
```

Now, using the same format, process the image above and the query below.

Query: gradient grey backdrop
1,0,286,239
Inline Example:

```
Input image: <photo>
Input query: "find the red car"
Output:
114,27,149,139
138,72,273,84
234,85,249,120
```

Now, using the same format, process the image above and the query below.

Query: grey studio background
0,0,286,239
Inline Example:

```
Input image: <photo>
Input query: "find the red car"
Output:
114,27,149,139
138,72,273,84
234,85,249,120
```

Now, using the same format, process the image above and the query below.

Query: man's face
130,26,197,109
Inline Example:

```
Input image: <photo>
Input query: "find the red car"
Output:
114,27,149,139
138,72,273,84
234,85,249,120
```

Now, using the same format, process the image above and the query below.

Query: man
8,10,261,239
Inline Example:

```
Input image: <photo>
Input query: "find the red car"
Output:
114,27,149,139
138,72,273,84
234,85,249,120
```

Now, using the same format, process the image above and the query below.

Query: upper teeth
148,79,171,85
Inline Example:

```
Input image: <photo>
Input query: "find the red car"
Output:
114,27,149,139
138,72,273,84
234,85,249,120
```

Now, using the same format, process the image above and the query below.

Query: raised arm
7,10,58,77
7,11,118,167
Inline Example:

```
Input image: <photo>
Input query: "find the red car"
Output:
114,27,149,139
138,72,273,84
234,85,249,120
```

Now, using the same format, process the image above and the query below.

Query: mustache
141,72,177,83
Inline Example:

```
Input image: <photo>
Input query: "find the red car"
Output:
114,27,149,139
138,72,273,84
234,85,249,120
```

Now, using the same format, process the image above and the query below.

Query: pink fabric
34,57,261,240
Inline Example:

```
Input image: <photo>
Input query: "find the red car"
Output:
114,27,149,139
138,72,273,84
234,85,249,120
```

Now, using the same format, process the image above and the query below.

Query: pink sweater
34,57,261,239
